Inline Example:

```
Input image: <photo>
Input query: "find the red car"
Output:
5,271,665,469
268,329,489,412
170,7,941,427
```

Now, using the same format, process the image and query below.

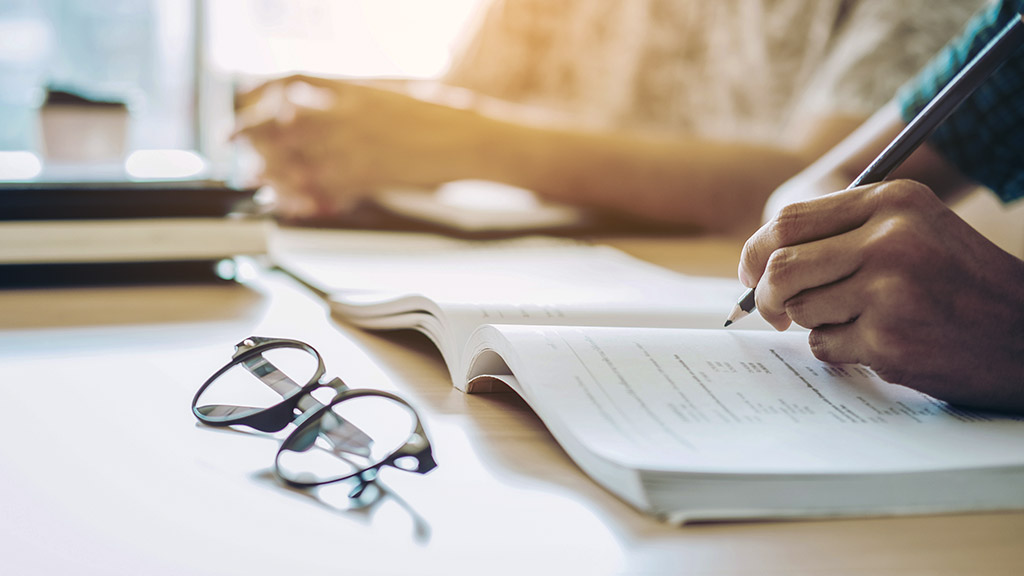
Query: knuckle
739,199,819,287
864,274,900,302
865,273,925,316
862,217,921,264
784,295,814,328
770,202,809,246
863,324,910,369
870,179,933,209
763,246,798,285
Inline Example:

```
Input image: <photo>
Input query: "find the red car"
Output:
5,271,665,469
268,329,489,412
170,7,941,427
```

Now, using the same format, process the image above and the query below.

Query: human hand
233,75,487,218
761,169,851,224
739,180,1024,411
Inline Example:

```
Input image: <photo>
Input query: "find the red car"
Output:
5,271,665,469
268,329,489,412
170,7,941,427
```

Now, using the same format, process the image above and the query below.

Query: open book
274,231,1024,523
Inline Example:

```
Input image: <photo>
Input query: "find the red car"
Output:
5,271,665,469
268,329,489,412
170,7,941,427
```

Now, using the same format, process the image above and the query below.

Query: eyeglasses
192,336,436,497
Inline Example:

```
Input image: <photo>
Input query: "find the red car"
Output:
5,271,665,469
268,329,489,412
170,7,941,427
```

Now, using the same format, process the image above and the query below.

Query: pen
725,12,1024,327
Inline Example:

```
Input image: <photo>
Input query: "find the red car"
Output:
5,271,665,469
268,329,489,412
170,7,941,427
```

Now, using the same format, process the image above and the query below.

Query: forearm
764,102,977,220
472,118,811,233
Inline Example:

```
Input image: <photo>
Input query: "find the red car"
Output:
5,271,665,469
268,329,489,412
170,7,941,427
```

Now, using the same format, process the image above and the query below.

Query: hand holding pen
733,175,1024,411
726,12,1024,412
726,11,1024,328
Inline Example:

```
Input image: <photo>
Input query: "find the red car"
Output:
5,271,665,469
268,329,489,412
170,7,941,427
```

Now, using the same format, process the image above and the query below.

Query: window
0,0,482,173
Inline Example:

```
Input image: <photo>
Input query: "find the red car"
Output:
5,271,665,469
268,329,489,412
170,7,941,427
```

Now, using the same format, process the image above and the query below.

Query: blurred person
235,0,982,234
738,0,1024,411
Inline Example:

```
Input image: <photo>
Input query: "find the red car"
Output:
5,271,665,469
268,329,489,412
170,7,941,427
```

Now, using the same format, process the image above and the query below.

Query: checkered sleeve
896,0,1024,203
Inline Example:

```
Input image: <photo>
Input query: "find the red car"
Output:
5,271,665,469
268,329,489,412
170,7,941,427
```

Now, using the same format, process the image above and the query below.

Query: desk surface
1,227,1021,576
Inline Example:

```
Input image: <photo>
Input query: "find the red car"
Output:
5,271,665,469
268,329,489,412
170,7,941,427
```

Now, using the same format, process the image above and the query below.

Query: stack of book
0,179,271,286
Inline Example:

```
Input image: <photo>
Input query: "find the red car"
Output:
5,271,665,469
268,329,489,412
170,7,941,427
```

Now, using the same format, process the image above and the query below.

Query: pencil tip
723,320,732,327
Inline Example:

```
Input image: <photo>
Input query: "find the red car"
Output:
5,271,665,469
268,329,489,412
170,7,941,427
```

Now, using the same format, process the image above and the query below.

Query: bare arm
762,101,977,220
234,76,863,234
481,115,864,234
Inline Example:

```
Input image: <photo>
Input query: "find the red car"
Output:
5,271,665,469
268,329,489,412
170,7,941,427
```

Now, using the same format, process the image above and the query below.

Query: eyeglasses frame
192,336,436,491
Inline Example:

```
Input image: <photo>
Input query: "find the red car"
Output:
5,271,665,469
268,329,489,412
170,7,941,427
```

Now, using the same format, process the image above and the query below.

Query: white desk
1,228,1021,576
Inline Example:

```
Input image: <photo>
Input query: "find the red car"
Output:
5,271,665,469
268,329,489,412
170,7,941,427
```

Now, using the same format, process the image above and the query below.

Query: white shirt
447,0,985,144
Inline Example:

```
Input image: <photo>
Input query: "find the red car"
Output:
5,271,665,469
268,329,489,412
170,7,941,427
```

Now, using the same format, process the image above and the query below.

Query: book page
274,233,772,388
469,325,1024,475
276,234,742,316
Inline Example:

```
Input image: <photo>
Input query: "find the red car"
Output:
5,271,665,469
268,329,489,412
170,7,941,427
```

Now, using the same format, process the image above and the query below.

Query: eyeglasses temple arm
241,357,373,456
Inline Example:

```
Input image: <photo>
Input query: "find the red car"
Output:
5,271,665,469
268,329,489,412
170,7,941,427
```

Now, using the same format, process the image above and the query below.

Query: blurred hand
739,180,1024,412
233,75,486,218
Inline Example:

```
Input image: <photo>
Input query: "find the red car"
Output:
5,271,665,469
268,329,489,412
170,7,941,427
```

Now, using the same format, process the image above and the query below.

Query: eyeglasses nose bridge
296,376,351,414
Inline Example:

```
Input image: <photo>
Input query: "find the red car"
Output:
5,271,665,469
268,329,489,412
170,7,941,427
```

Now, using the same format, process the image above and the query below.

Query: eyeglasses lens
195,346,320,424
277,394,418,485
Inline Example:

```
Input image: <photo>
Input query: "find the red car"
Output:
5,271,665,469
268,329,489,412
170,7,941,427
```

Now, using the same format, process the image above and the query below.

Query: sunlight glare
0,151,43,180
208,0,483,78
125,149,206,179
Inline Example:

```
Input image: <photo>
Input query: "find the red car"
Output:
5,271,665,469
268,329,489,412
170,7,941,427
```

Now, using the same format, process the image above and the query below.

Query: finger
238,73,350,109
234,76,290,114
239,106,339,156
231,112,280,142
738,183,883,287
259,146,312,186
258,158,323,219
276,73,347,90
806,321,867,366
279,80,336,113
784,271,867,329
261,183,319,219
754,227,866,330
234,79,276,111
232,80,295,140
235,79,327,134
235,74,332,104
234,109,320,151
260,153,359,219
